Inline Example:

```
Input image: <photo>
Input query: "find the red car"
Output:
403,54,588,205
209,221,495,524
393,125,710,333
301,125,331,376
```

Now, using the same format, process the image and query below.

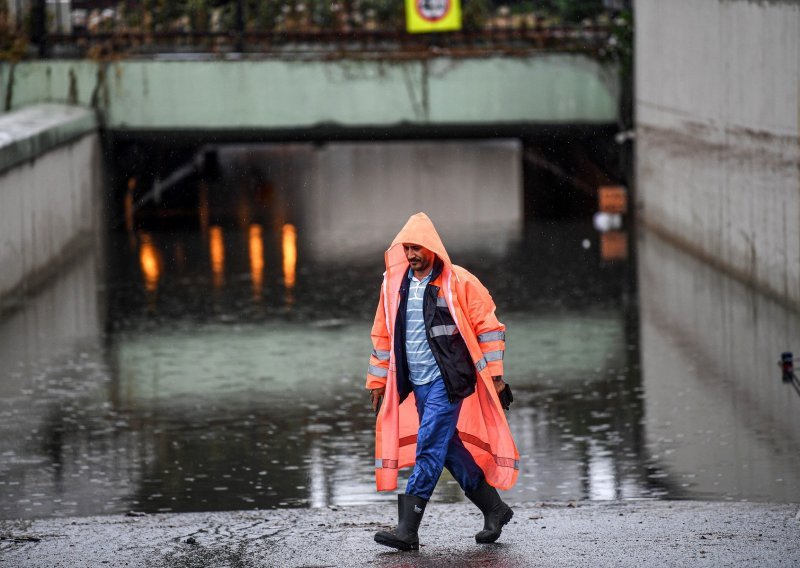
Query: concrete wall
0,56,618,132
635,0,800,307
0,104,102,303
213,140,522,261
638,230,800,501
302,140,523,260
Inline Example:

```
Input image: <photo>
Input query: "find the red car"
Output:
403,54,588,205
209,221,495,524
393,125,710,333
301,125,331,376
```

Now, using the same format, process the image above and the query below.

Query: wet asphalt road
2,501,798,567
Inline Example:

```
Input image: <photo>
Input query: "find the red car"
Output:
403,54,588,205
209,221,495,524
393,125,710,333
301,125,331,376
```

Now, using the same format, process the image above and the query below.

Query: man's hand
493,377,513,410
371,387,386,413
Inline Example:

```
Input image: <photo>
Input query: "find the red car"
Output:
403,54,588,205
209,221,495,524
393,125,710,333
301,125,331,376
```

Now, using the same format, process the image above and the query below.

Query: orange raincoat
366,213,519,492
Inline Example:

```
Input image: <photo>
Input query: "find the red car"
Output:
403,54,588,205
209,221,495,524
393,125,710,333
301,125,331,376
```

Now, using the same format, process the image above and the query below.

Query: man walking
366,212,518,551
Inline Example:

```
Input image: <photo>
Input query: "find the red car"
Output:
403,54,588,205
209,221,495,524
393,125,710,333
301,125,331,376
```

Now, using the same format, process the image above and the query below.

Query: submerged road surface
2,501,798,567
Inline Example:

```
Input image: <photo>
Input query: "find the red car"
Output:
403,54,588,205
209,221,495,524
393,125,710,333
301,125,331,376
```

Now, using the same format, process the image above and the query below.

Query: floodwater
1,144,799,520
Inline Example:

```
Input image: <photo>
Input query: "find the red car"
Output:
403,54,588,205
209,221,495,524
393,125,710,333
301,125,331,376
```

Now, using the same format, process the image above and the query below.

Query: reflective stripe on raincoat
366,212,520,492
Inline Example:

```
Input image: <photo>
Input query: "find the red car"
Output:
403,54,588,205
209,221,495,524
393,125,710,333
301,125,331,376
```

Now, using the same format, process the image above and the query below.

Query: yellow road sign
406,0,462,33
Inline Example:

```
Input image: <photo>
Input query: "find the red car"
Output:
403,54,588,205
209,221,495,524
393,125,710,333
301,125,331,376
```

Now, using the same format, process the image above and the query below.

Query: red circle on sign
416,0,452,23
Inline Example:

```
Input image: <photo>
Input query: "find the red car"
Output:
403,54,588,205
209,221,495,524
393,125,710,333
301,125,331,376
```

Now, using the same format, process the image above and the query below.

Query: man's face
403,243,434,274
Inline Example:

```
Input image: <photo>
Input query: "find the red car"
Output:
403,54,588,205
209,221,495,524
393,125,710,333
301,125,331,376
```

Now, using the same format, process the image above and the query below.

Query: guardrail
4,1,619,58
47,26,613,57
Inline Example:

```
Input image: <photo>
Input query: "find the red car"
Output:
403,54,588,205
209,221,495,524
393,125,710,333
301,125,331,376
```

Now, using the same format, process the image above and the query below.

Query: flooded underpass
1,141,799,522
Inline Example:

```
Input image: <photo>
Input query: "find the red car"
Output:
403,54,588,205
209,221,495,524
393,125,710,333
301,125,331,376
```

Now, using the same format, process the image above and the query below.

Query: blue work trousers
405,376,483,500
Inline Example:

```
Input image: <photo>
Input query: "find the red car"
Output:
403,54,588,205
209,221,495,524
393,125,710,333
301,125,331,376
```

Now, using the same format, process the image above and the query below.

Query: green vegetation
463,0,491,31
0,0,627,58
0,4,27,61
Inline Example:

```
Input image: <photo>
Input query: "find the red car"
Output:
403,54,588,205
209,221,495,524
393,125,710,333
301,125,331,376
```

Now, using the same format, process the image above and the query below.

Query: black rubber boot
374,494,427,551
465,479,514,544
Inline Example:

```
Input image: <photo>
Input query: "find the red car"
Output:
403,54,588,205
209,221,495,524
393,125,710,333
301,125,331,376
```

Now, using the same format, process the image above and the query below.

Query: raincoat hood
386,213,451,273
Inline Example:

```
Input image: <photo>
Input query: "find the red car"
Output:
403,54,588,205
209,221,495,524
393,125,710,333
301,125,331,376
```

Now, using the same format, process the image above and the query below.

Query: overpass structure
0,50,620,302
0,54,619,138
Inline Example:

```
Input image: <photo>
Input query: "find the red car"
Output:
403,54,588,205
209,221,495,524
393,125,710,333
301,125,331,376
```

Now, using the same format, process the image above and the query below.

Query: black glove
499,384,513,410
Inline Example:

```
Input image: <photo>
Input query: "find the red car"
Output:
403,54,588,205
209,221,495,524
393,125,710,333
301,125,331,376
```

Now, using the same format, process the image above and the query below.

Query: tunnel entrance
521,127,622,220
107,128,625,236
85,131,648,518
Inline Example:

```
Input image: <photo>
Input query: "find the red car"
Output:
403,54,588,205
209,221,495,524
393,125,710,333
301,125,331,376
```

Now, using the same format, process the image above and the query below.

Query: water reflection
600,231,628,261
2,143,799,522
282,223,297,297
138,233,161,293
0,215,646,519
638,230,800,501
209,226,225,290
0,248,107,519
249,224,264,301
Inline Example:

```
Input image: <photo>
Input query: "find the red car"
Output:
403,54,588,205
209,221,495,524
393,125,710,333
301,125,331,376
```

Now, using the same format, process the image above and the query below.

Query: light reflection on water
638,231,800,502
1,218,798,521
249,224,264,301
0,215,648,519
1,151,799,520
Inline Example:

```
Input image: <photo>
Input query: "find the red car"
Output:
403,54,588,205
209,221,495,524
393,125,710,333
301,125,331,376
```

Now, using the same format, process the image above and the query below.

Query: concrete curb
2,500,798,567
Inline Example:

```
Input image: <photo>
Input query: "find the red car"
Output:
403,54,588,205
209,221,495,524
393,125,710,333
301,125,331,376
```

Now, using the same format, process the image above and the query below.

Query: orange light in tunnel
282,223,297,291
198,182,209,236
210,225,225,289
138,233,160,293
249,224,264,300
124,177,136,234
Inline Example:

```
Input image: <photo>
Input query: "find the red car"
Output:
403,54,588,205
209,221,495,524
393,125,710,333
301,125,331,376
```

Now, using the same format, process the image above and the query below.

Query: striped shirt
405,269,441,386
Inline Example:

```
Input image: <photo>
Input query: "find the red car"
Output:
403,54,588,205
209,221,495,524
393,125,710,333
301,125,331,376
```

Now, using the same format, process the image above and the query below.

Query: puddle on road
1,146,799,519
3,220,798,521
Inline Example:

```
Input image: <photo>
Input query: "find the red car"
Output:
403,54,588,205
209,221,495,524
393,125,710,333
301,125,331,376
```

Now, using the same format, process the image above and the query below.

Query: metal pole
32,0,47,58
55,0,62,35
235,0,244,52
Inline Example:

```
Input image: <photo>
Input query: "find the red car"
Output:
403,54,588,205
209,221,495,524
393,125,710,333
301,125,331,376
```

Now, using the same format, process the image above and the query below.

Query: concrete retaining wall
213,140,523,261
303,140,523,260
635,0,800,307
0,104,102,304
